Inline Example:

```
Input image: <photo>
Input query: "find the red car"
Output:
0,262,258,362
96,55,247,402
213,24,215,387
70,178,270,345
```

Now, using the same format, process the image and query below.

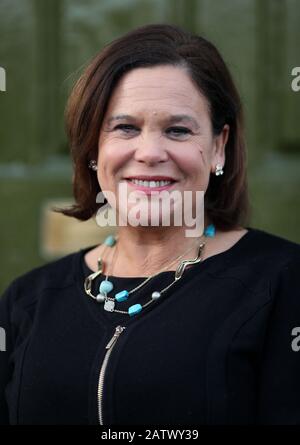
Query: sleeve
257,254,300,424
0,280,16,425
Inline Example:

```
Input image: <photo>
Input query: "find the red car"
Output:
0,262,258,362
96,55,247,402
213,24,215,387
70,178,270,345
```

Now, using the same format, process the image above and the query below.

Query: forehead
105,65,209,117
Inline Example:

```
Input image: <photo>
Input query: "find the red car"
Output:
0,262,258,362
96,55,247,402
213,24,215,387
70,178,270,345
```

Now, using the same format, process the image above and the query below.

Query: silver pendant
104,299,115,312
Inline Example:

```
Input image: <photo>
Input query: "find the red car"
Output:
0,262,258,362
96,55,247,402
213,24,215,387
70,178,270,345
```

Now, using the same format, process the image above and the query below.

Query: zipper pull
105,325,126,349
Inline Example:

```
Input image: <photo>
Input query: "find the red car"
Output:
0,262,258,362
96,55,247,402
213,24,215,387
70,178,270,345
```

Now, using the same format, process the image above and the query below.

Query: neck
110,216,212,277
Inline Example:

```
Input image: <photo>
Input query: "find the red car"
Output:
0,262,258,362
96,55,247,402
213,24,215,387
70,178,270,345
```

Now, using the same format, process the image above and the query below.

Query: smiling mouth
123,177,178,191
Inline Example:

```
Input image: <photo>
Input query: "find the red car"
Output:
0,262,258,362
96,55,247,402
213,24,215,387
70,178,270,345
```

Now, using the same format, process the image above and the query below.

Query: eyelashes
112,124,193,138
166,127,193,136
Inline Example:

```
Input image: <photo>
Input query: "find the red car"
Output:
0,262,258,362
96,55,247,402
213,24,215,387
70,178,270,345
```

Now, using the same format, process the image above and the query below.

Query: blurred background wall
0,0,299,293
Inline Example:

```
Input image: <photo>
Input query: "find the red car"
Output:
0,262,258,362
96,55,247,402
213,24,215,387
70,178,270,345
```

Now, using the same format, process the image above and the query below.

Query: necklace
84,224,216,316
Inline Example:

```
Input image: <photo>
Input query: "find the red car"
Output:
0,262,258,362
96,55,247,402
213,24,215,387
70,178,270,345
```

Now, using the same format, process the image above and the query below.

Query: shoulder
208,227,300,295
230,226,300,270
244,228,299,303
245,226,299,256
249,227,300,277
0,246,91,310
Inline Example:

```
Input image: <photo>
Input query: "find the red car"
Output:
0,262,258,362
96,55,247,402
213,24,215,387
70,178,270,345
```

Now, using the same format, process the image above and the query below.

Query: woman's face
97,65,229,227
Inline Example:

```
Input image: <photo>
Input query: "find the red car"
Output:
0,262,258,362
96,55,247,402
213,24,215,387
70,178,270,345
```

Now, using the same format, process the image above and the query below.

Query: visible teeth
129,179,172,187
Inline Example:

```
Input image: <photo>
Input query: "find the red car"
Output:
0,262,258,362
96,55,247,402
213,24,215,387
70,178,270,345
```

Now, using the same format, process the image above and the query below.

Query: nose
133,134,168,165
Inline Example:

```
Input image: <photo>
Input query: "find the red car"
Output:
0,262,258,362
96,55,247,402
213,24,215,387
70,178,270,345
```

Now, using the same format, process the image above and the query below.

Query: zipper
97,325,126,425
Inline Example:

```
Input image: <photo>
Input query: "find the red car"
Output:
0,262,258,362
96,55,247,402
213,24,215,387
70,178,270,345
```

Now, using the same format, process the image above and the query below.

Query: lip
125,175,177,181
124,176,178,194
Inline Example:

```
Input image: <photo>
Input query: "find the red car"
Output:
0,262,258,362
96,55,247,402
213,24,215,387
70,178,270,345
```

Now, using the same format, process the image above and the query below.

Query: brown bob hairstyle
56,23,250,231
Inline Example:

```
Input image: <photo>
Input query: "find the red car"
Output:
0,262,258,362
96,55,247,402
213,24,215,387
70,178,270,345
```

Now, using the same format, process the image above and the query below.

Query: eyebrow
105,114,200,130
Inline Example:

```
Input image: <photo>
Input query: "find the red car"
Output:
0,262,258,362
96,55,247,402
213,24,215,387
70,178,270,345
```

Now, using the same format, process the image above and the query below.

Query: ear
211,124,230,174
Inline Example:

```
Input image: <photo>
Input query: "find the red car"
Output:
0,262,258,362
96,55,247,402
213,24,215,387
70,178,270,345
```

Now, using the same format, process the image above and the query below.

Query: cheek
98,142,126,180
171,140,209,177
191,137,214,174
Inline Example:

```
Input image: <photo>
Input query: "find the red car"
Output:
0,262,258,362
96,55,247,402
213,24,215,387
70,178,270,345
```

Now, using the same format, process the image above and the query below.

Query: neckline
80,226,257,281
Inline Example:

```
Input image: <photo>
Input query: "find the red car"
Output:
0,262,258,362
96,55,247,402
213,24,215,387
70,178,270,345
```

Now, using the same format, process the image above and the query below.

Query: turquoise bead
204,224,216,237
99,280,114,295
115,290,129,302
128,304,142,316
104,235,116,247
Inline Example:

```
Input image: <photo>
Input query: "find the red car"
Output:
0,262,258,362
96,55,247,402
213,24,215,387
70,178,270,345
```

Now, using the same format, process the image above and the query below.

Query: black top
0,227,300,425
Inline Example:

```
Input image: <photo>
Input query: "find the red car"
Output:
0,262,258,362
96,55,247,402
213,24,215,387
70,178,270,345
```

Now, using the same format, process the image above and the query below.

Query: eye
114,124,138,133
166,127,192,137
112,124,192,137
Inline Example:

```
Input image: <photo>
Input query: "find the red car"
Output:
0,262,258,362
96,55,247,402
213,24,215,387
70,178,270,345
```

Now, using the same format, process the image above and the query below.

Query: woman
0,24,299,425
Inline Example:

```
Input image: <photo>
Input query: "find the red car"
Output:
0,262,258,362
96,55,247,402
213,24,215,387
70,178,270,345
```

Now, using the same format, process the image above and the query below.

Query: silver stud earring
88,160,98,171
215,164,224,176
